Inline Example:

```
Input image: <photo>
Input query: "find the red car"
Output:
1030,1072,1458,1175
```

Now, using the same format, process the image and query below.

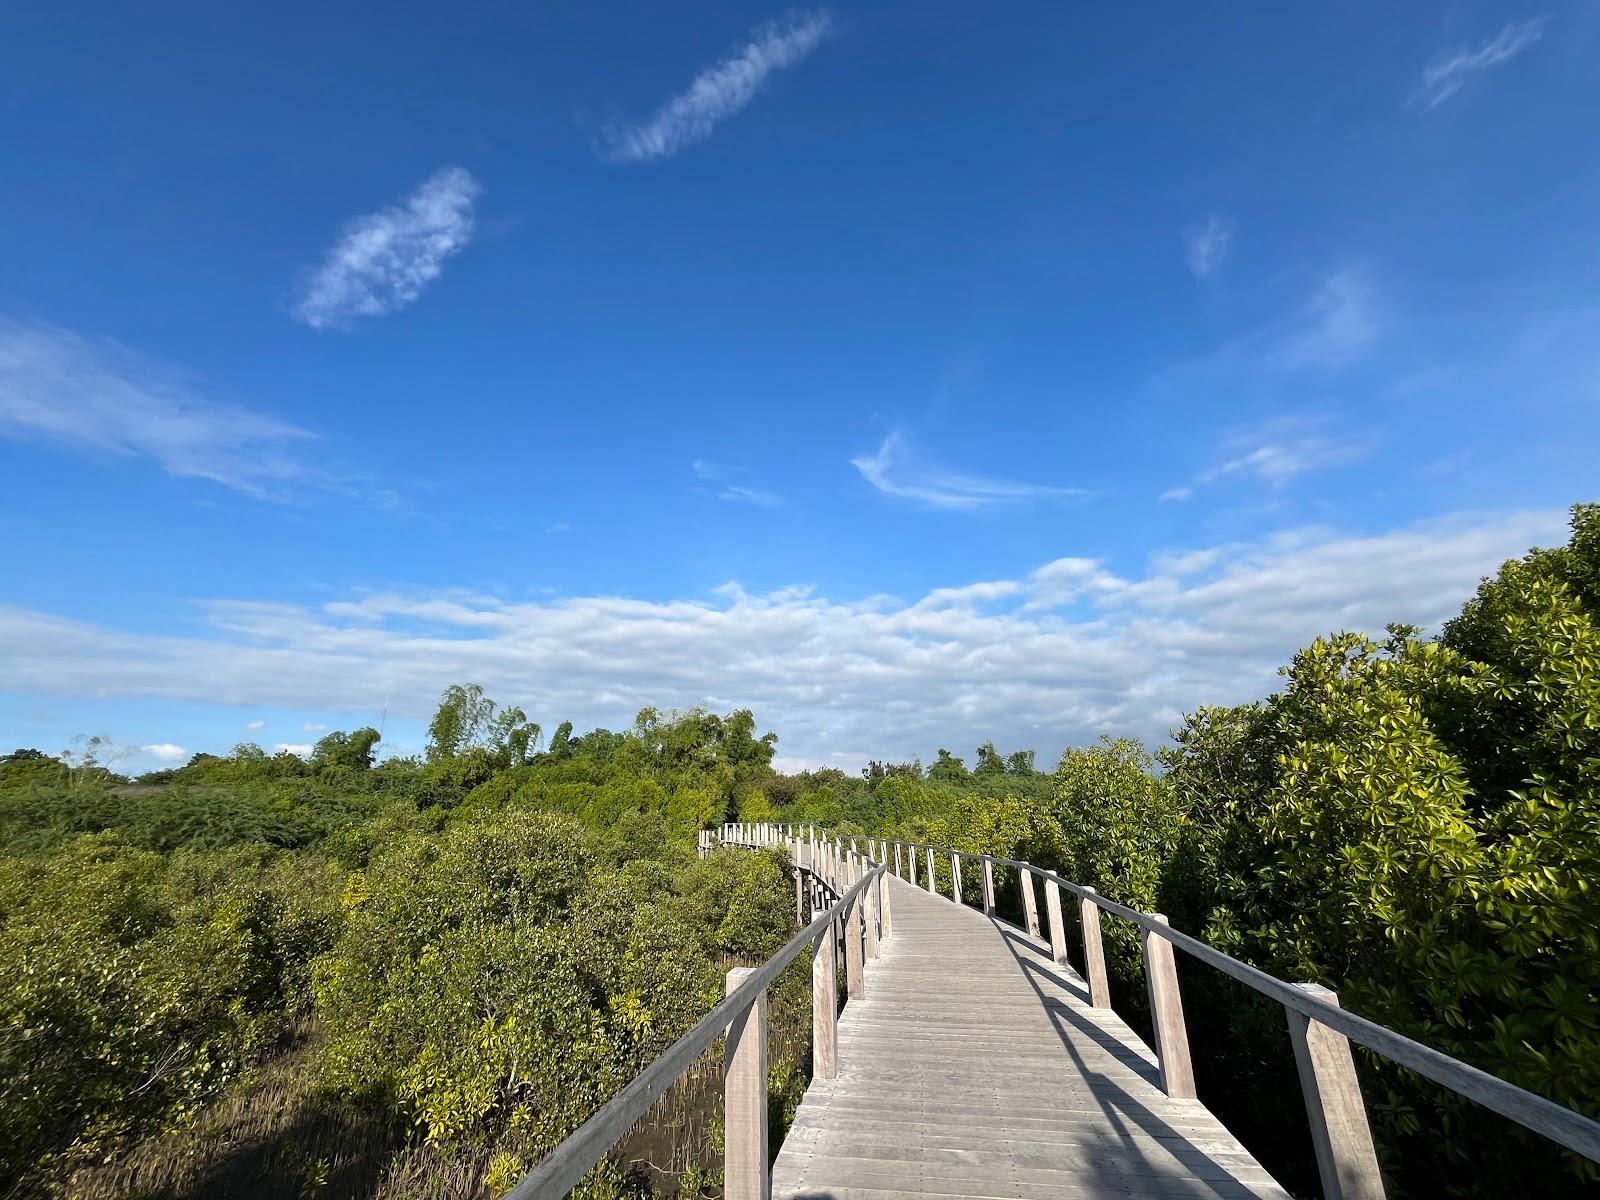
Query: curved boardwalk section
773,877,1291,1200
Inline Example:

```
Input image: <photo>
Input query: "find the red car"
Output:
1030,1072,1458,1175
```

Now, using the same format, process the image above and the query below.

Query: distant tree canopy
426,683,540,767
312,726,381,771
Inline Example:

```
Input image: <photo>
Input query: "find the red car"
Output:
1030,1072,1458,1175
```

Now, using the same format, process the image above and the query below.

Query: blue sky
2,2,1596,771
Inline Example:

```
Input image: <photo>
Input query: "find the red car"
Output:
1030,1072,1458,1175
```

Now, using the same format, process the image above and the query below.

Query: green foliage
426,683,541,768
0,840,341,1184
927,748,968,782
0,702,789,1197
311,727,382,772
313,813,792,1163
1154,505,1600,1194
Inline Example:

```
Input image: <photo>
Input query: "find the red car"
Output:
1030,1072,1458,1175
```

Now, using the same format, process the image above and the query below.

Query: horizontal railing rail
773,822,1600,1200
511,824,888,1200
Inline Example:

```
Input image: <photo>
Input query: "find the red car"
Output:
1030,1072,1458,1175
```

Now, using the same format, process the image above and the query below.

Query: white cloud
718,485,781,507
1146,267,1381,434
140,743,188,763
692,459,781,506
1204,422,1369,487
0,320,316,497
274,743,314,757
1271,268,1379,370
599,11,833,162
851,432,1086,511
1414,17,1549,109
303,722,327,732
245,719,265,731
1183,214,1236,279
0,508,1563,767
1162,415,1372,500
291,167,480,329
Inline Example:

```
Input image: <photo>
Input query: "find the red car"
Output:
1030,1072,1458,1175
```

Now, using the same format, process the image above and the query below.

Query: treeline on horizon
1,503,1596,1200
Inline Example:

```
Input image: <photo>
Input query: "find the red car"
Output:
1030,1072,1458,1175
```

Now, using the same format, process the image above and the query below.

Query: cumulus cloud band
0,510,1562,768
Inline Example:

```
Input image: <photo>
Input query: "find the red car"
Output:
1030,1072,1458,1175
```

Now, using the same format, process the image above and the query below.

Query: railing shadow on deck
856,877,1271,1200
861,826,1600,1200
978,892,1272,1200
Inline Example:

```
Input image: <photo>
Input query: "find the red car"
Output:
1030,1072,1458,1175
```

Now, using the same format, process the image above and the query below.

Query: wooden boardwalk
772,876,1292,1200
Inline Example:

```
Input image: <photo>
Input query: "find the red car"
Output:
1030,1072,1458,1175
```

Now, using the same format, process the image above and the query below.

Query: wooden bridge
512,824,1600,1200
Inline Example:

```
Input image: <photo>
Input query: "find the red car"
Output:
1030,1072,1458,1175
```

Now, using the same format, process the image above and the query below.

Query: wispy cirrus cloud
1183,214,1236,279
0,509,1562,768
1153,266,1380,398
1162,416,1372,501
0,319,315,497
692,458,781,506
291,167,480,329
1413,17,1549,110
0,319,401,505
599,11,833,162
851,432,1086,511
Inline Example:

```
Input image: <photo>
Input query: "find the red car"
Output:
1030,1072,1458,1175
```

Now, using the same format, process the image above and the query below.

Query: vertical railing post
1020,868,1041,938
1080,888,1111,1008
1287,985,1386,1200
865,863,881,960
845,888,865,999
1044,878,1068,965
812,925,838,1081
879,866,892,938
895,842,903,878
982,859,996,915
724,968,768,1200
950,851,962,904
794,867,804,926
925,847,937,894
1142,915,1196,1099
908,843,918,886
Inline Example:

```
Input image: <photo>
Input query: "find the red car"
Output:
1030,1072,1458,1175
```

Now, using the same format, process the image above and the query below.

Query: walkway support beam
1020,868,1041,939
1045,878,1068,966
724,968,768,1200
812,925,838,1081
1080,888,1112,1008
865,859,881,961
1143,914,1197,1099
845,887,866,999
1289,985,1386,1200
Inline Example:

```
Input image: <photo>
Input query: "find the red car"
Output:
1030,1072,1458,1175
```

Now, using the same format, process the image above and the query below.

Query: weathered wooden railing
507,824,887,1200
771,822,1600,1200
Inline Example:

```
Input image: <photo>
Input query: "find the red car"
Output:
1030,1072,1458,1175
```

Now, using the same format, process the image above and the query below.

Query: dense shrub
0,840,341,1185
313,813,793,1175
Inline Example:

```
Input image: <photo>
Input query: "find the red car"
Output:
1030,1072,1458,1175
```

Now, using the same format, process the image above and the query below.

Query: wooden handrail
804,825,1600,1185
509,826,887,1199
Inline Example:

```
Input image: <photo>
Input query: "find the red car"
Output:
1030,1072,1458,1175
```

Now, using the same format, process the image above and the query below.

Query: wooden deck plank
772,877,1290,1200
